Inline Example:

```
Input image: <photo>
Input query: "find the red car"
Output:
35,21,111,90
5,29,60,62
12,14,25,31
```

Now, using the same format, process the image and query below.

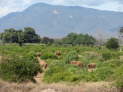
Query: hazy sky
0,0,123,17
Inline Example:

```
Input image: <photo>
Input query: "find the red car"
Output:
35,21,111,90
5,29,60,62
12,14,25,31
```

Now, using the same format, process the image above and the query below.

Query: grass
0,44,123,88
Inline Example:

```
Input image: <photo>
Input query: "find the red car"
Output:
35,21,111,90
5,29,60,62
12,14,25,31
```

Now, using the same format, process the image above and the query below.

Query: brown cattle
88,63,96,69
87,63,96,72
55,51,62,56
70,61,84,68
35,53,48,70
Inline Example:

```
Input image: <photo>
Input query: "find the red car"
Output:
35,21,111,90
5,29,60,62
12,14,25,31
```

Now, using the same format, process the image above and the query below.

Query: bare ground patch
0,80,121,92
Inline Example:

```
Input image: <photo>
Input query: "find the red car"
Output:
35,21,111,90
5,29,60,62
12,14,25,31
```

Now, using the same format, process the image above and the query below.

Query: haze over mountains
0,3,123,38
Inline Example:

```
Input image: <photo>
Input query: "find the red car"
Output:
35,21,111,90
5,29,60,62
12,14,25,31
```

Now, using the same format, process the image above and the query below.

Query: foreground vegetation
0,27,123,90
0,44,123,88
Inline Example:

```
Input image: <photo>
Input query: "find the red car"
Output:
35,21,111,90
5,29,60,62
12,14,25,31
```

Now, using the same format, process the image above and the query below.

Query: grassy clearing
0,44,123,88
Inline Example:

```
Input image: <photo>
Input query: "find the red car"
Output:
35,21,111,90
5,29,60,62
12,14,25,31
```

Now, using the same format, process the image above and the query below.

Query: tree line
0,27,40,46
1,27,123,49
0,27,96,46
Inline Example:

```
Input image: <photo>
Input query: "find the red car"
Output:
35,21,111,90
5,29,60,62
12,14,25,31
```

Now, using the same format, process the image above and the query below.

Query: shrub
102,52,119,60
43,64,82,83
102,52,112,60
113,65,123,88
95,67,114,81
41,52,58,60
106,38,119,49
0,57,42,83
84,51,101,60
64,51,79,64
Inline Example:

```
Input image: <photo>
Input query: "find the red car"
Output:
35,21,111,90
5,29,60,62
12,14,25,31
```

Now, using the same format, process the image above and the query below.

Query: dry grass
0,80,121,92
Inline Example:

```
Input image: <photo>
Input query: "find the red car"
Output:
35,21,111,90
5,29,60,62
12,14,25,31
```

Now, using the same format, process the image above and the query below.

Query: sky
0,0,123,17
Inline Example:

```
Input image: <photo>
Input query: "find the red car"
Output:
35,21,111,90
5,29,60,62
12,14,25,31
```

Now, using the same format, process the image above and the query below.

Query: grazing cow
87,63,96,72
55,51,62,56
70,61,84,68
35,53,48,70
88,63,96,69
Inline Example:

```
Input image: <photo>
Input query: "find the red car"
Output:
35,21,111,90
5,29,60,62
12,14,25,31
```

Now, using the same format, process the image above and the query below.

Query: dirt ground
0,79,121,92
0,73,121,92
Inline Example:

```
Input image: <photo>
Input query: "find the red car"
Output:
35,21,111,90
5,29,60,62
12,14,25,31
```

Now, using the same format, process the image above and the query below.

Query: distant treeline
0,27,96,46
1,27,123,48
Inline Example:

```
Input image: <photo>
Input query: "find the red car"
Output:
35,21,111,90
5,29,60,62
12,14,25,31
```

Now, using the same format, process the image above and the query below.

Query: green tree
1,28,19,43
63,33,78,45
41,37,54,44
23,27,40,43
0,27,41,45
0,28,25,46
106,38,119,49
62,33,96,46
17,30,24,46
119,27,123,46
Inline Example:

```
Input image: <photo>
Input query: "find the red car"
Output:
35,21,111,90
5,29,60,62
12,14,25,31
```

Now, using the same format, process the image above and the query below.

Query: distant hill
0,3,123,38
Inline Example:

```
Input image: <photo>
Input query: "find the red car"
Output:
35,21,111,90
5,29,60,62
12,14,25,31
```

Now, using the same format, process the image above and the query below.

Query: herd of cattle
35,51,96,72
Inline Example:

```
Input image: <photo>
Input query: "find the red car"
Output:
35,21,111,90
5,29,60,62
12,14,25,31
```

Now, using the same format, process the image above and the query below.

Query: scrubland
0,44,123,92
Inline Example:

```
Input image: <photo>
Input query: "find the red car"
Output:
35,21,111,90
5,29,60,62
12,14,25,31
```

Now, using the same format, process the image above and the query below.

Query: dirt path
34,73,44,84
0,80,120,92
0,69,119,92
30,73,119,92
0,73,120,92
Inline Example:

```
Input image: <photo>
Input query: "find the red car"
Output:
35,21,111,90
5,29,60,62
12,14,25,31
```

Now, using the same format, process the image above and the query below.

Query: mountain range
0,3,123,38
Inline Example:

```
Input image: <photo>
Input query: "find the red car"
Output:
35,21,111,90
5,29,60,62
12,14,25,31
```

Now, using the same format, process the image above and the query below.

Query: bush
106,38,119,49
41,52,58,59
0,57,42,83
95,67,114,81
64,51,79,64
43,64,82,83
102,51,119,60
102,52,112,60
113,65,123,88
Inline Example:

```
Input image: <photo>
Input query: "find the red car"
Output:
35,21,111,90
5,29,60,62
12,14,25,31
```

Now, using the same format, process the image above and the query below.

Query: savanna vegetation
0,27,123,90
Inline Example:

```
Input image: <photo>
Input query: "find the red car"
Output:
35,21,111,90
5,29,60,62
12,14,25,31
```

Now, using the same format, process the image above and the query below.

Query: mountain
0,3,123,38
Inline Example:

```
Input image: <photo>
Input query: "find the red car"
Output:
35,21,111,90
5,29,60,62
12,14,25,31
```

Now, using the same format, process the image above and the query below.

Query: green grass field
0,44,123,87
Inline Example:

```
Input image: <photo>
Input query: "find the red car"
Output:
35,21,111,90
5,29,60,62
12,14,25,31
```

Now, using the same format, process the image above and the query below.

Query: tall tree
106,38,119,49
41,37,54,44
0,27,41,46
119,27,123,46
23,27,40,43
62,33,96,46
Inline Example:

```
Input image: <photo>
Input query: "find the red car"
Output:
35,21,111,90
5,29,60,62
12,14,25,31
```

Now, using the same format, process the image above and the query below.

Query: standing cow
70,61,84,68
88,63,96,72
35,53,48,70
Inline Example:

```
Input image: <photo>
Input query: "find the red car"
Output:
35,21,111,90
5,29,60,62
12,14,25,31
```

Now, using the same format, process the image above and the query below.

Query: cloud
0,0,123,17
92,1,123,11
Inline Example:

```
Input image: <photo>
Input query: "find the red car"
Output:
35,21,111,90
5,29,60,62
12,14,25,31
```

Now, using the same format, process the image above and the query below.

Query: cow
35,53,48,70
70,61,84,68
88,63,96,69
55,51,62,56
87,63,96,72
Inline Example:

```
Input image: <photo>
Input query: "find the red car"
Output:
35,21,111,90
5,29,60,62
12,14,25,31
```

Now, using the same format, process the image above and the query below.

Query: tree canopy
62,33,96,46
0,27,40,46
106,38,119,49
41,37,54,45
